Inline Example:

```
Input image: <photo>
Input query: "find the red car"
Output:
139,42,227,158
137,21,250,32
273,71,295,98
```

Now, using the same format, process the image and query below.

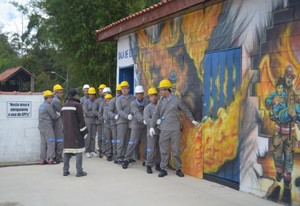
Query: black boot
147,166,153,174
122,160,129,169
76,171,87,177
176,169,184,177
158,169,168,177
63,171,70,176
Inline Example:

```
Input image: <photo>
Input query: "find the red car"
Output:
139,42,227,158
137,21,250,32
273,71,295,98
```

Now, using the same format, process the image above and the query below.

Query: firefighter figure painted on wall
266,66,299,191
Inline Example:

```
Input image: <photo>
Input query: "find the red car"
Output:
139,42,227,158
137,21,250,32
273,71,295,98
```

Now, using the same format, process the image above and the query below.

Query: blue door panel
119,66,134,95
203,47,241,183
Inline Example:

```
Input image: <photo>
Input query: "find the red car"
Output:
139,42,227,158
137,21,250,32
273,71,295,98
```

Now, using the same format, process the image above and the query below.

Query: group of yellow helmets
43,79,173,99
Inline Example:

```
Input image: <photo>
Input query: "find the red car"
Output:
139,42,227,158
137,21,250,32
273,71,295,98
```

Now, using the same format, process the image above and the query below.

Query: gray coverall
80,95,88,105
151,95,195,171
124,98,149,161
93,97,104,154
116,94,135,160
107,97,118,160
144,102,161,166
51,95,63,161
38,100,60,161
103,104,112,157
83,99,97,153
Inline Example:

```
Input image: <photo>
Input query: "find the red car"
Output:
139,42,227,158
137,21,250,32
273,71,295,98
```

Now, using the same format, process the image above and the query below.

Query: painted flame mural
119,0,300,205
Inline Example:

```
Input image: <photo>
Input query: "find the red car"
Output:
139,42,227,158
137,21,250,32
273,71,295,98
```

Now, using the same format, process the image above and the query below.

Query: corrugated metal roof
95,0,208,42
0,66,36,83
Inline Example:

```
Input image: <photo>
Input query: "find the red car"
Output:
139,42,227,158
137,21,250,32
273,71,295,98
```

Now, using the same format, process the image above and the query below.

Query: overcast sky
0,0,29,35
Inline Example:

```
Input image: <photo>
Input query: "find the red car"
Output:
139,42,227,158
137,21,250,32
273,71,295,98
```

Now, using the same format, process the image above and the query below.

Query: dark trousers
63,153,83,174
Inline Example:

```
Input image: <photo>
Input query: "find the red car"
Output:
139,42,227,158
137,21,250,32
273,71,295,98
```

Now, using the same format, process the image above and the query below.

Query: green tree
11,0,161,91
0,28,20,72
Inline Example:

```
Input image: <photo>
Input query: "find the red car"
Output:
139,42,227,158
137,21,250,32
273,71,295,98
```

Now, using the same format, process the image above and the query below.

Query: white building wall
0,93,43,163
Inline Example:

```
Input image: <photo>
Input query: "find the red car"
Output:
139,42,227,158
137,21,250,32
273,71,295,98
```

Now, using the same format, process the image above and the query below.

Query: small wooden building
0,66,36,92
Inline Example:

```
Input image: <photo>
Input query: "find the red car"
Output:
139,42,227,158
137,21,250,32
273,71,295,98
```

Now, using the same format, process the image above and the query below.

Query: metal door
203,47,241,186
119,66,134,95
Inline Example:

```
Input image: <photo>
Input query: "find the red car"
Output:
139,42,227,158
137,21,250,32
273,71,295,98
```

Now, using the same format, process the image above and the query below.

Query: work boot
117,159,123,165
98,151,103,158
158,169,168,177
176,169,184,177
90,151,98,157
147,166,153,174
155,164,161,172
76,171,87,177
40,159,48,165
85,152,91,158
122,160,129,169
129,159,136,163
48,159,57,165
107,156,112,161
63,171,70,176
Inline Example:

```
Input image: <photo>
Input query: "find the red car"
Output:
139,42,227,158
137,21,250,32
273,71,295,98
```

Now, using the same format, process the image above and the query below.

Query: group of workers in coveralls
38,79,199,177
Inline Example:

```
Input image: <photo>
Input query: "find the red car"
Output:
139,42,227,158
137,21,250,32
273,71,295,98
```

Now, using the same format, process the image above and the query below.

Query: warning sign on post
7,101,32,118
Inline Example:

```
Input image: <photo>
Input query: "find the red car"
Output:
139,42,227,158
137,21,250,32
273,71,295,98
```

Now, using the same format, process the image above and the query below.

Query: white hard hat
82,84,90,90
135,85,144,93
103,87,112,93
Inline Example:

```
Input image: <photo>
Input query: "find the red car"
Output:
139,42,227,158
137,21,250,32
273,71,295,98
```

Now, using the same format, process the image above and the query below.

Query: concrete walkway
0,157,282,206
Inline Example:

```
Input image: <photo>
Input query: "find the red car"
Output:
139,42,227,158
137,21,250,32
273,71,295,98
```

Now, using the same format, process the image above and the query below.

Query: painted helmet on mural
148,87,158,95
103,87,112,94
98,84,106,89
158,79,172,88
43,90,53,98
120,81,129,87
82,84,90,90
285,65,296,78
53,84,63,91
88,87,97,95
104,94,113,100
135,85,144,93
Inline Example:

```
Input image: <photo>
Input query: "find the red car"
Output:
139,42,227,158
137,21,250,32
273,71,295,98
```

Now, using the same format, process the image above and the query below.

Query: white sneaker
85,152,91,158
90,151,98,157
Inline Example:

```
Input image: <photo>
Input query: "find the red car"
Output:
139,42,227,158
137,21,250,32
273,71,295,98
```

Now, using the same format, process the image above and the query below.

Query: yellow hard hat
104,94,113,100
158,79,172,88
116,84,122,91
148,87,158,95
53,84,63,91
98,84,106,89
120,81,129,87
88,87,96,94
43,90,53,98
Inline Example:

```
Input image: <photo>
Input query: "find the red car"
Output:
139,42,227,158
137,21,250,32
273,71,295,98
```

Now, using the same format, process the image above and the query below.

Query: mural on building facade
124,0,300,205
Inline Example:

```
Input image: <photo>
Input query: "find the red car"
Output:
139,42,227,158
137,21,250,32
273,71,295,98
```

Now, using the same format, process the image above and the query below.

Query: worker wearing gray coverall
143,87,161,174
38,90,60,165
115,81,135,164
102,94,113,161
83,87,98,158
149,79,199,177
93,95,104,157
108,85,122,162
52,84,64,162
122,85,149,169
